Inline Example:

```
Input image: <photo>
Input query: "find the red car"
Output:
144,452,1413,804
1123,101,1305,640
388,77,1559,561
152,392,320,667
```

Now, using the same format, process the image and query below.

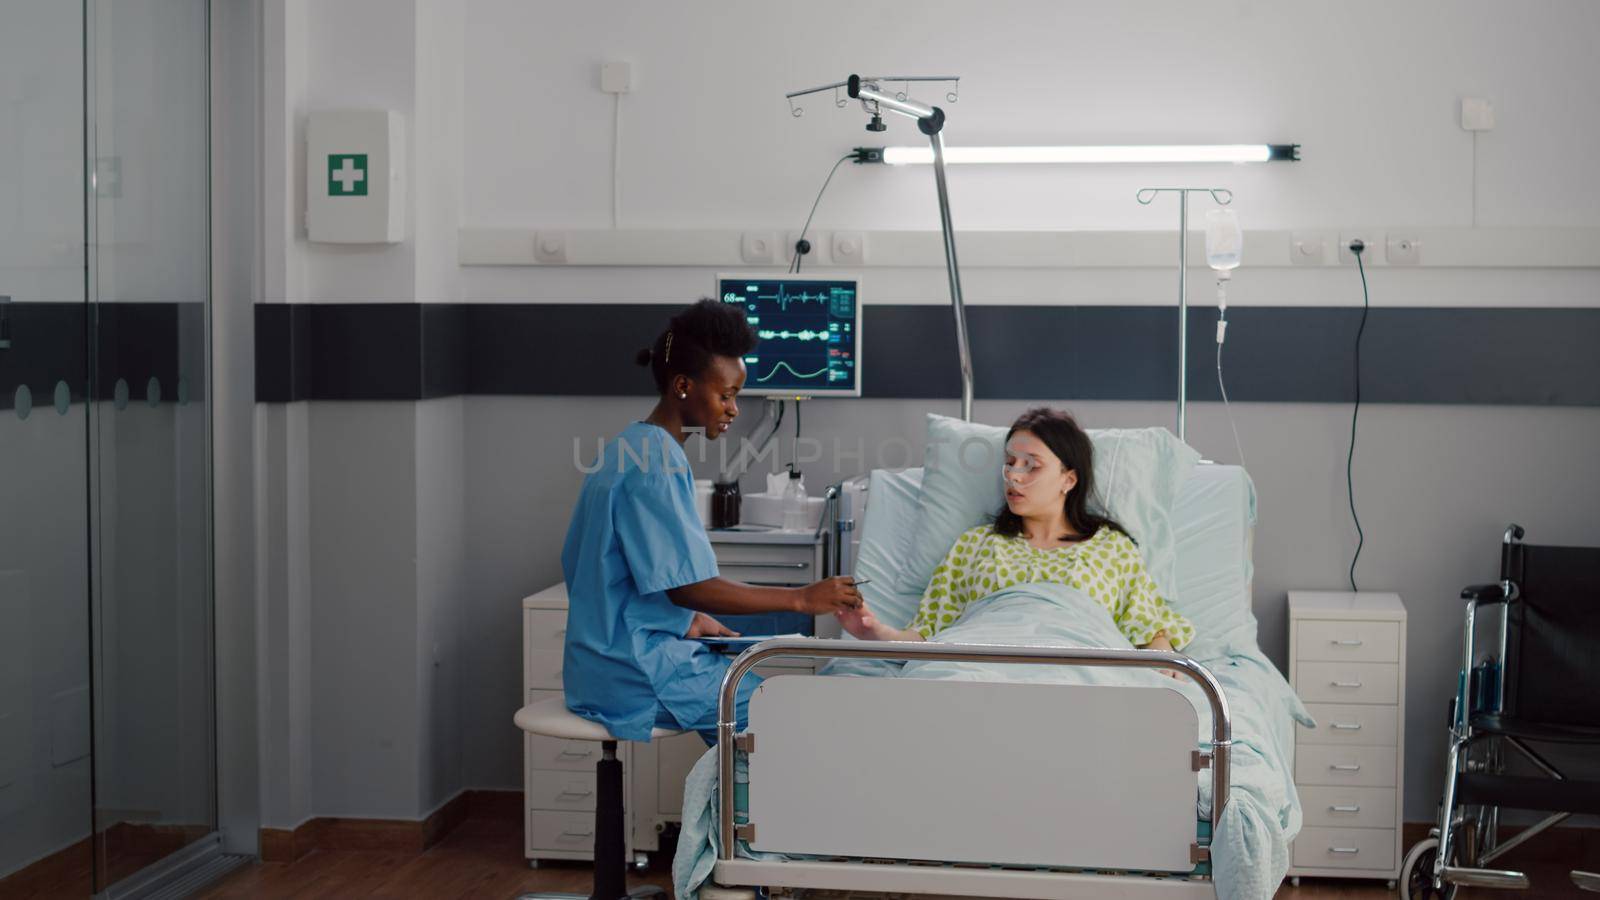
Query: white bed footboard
750,675,1197,870
715,639,1233,884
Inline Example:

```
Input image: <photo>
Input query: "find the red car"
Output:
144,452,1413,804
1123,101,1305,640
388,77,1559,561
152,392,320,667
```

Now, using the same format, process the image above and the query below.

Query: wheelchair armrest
1462,583,1507,604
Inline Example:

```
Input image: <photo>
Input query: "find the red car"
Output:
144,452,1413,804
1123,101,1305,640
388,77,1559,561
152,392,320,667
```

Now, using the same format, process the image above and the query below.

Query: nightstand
1286,591,1407,889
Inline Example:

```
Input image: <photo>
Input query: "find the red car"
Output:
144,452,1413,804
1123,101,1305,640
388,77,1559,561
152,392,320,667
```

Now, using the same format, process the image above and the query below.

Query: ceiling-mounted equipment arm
843,74,971,420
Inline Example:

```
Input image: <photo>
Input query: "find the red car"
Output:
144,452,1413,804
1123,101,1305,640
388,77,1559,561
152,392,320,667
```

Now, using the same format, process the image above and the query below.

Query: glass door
84,0,217,891
0,0,96,892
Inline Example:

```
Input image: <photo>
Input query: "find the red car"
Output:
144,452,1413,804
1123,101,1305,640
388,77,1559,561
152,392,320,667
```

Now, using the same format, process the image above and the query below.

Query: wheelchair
1401,525,1600,898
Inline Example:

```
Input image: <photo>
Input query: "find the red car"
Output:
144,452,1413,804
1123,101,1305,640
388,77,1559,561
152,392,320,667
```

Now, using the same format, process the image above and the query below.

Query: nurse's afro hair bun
639,298,757,394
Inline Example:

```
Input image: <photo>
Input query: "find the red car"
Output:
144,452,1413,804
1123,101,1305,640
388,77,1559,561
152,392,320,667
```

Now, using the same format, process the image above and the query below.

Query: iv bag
1204,208,1242,272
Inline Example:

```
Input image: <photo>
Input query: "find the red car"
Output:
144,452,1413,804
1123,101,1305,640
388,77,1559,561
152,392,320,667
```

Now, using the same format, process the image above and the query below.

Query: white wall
253,0,471,827
463,0,1600,237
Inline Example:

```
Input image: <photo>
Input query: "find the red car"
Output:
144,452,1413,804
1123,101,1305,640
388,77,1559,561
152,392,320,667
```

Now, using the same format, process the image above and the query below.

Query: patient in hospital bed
837,407,1195,656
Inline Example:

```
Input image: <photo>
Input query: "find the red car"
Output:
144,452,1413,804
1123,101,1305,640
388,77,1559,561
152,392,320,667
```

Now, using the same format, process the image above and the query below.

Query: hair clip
664,332,674,363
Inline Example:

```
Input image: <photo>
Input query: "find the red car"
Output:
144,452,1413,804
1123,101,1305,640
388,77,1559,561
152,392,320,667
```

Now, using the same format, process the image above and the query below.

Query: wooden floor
196,814,1594,899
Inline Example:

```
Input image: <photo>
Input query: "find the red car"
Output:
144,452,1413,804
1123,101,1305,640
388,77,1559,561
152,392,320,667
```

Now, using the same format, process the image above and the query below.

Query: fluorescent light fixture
880,144,1299,165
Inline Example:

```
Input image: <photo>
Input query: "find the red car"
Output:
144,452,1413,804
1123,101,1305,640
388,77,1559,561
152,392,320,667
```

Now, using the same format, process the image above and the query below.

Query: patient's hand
1141,630,1184,679
686,612,738,639
835,603,882,640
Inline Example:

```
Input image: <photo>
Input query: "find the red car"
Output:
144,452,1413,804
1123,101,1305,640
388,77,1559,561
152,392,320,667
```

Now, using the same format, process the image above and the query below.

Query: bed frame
705,638,1234,899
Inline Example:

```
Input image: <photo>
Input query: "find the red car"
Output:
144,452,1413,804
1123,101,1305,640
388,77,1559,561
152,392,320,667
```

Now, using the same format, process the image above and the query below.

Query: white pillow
896,414,1201,605
850,467,929,630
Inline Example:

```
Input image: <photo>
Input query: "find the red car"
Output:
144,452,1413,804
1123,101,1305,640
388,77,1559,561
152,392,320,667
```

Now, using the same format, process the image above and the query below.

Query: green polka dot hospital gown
910,524,1196,649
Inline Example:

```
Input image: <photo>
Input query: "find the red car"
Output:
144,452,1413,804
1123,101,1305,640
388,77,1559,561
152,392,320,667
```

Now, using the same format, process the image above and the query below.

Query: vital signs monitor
716,274,862,397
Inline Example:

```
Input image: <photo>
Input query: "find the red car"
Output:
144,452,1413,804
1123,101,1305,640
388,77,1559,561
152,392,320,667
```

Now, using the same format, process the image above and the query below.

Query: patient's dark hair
992,407,1131,544
635,298,759,393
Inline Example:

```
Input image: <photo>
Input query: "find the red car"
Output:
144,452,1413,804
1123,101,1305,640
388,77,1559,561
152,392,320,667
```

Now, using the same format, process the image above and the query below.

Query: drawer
1293,827,1396,871
526,730,603,772
529,810,598,853
713,543,815,585
1296,620,1401,663
1299,786,1396,830
1298,703,1399,747
526,650,563,691
525,609,568,653
1295,661,1399,705
1295,744,1398,788
526,772,599,812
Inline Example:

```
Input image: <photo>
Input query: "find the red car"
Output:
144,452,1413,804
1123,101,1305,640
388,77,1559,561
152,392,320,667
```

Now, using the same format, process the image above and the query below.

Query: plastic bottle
781,467,807,531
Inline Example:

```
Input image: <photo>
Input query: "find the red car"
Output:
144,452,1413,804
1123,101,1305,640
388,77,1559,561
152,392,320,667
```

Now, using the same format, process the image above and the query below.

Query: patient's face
1003,431,1077,520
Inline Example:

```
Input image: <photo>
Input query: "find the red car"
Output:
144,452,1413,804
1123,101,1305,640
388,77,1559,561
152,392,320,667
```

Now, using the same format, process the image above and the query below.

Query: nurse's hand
686,612,739,638
796,576,862,614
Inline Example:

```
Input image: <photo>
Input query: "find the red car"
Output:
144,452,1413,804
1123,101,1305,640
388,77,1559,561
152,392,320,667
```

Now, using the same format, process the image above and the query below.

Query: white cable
612,93,622,229
1470,130,1478,228
1215,278,1246,471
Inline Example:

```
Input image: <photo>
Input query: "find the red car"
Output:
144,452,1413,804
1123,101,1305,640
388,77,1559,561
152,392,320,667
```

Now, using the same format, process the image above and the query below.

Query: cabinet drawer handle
1331,639,1364,646
560,829,594,839
1330,681,1364,689
1329,847,1360,855
557,788,595,799
558,748,593,759
1330,722,1363,731
719,561,809,570
1330,763,1362,772
1329,805,1362,813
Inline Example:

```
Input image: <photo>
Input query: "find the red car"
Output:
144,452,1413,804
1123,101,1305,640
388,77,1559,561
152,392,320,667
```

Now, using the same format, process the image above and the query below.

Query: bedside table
1286,591,1407,889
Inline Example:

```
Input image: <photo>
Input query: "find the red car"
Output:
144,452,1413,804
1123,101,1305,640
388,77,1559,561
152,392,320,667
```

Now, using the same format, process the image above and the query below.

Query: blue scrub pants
655,668,763,747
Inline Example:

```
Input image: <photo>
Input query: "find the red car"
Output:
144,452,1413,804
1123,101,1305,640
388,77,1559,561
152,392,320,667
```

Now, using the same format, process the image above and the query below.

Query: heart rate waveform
753,284,835,311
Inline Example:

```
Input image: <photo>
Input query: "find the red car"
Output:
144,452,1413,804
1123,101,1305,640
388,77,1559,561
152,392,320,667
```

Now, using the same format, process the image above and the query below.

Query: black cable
772,399,785,468
792,399,802,472
1347,247,1370,591
792,154,854,273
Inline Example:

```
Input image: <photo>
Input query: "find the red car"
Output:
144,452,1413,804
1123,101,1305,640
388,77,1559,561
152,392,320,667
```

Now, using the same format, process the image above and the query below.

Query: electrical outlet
831,230,867,265
1340,231,1383,265
740,231,779,264
1461,97,1494,131
1387,232,1421,266
1290,232,1328,266
533,231,568,265
600,61,633,94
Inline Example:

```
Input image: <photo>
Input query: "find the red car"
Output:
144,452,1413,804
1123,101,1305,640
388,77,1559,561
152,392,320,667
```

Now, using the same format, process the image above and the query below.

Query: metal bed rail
715,638,1234,862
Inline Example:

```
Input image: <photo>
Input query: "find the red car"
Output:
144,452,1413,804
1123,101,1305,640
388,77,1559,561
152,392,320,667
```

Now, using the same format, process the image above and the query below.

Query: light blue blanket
673,582,1312,900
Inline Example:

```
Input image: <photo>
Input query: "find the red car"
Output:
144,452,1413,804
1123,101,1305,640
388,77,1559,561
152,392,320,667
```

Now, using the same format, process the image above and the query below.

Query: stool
514,697,681,900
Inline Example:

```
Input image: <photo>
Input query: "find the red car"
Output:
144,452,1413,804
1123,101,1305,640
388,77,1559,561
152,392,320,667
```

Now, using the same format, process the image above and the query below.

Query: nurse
561,298,861,746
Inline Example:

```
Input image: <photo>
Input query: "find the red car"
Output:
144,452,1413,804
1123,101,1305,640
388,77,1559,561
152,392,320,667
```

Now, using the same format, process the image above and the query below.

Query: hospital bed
675,452,1308,900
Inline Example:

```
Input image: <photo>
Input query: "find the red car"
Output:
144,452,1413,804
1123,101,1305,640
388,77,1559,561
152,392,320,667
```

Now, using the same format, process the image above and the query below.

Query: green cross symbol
328,154,368,196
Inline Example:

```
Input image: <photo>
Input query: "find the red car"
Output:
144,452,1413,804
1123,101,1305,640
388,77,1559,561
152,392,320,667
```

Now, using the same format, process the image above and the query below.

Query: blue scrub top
561,422,729,741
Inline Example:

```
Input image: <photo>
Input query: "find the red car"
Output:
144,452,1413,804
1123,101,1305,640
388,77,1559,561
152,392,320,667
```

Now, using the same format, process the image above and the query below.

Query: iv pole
787,74,974,421
1136,187,1232,442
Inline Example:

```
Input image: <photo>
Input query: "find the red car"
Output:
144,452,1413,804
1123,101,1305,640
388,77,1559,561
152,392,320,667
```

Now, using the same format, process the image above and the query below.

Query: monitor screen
717,275,861,397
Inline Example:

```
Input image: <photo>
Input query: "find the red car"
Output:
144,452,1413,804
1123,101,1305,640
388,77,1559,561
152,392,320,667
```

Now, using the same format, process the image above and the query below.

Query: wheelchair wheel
1401,837,1458,900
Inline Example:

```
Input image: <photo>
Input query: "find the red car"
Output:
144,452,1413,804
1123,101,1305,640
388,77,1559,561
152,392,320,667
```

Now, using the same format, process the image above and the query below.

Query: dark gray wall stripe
251,303,1600,406
0,302,203,411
